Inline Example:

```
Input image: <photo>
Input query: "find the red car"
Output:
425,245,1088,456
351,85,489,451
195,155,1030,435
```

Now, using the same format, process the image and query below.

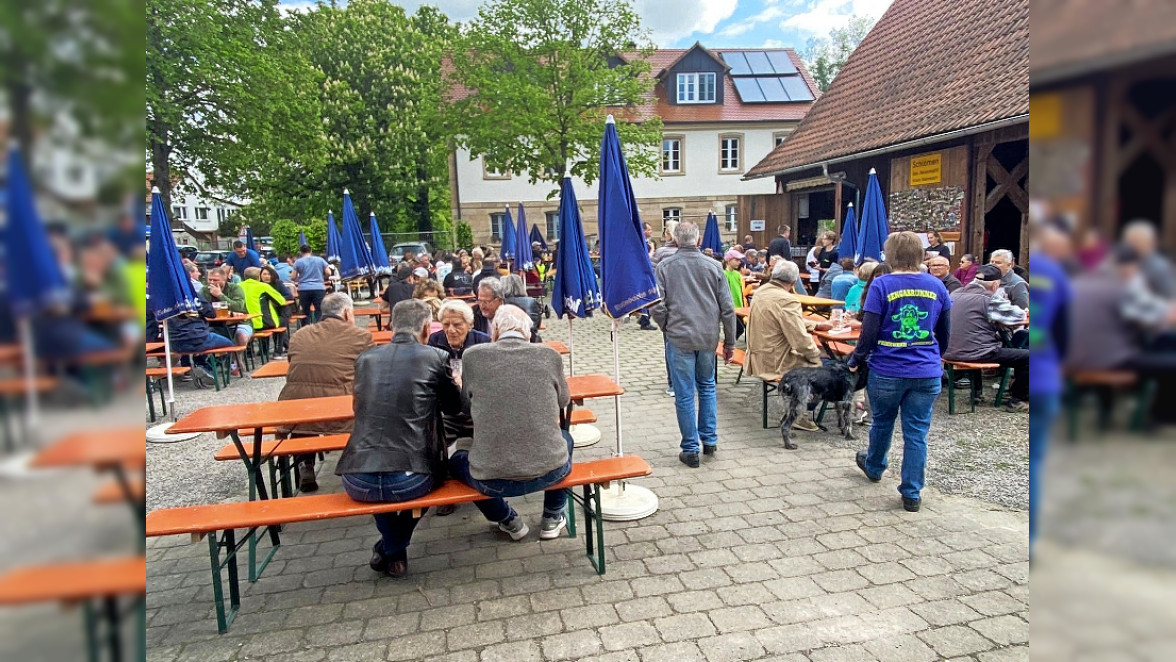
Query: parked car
177,246,199,262
195,251,229,271
388,241,433,263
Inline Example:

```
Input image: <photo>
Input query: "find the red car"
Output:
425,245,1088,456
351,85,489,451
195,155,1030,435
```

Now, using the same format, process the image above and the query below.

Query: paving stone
917,625,996,658
969,614,1028,645
909,599,985,626
447,621,506,650
598,622,661,651
529,587,584,612
654,612,717,642
807,644,877,661
666,589,724,614
678,567,734,590
363,613,420,641
707,605,773,633
615,596,673,622
631,575,686,597
476,595,532,621
419,604,476,631
763,576,825,601
505,612,564,641
541,630,604,661
479,640,542,662
637,641,707,662
560,603,620,629
326,641,387,662
696,632,767,662
960,590,1024,616
811,569,870,593
858,561,917,585
856,583,922,609
862,633,939,662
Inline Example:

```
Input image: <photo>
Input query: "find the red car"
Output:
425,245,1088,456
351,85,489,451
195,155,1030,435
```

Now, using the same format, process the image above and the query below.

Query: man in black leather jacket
335,299,465,578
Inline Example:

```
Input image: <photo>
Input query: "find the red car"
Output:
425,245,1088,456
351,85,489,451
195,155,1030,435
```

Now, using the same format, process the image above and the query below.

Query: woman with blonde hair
847,232,951,513
413,279,445,333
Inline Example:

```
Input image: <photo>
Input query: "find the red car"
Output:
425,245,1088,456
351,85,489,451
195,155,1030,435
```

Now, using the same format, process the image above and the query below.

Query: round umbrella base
147,423,200,444
569,424,602,448
599,482,659,522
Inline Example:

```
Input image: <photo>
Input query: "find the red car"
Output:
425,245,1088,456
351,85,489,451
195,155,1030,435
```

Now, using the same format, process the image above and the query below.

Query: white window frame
661,135,684,175
719,134,743,173
482,159,511,181
172,206,188,220
676,72,716,104
662,208,681,231
773,131,791,147
195,207,210,221
490,212,506,241
725,205,738,232
545,211,559,240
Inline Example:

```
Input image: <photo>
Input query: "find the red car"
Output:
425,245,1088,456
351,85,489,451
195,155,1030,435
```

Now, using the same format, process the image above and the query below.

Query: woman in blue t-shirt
847,232,951,512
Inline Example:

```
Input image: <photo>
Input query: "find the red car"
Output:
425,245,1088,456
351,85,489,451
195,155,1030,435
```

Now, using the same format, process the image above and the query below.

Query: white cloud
278,0,318,15
761,38,785,48
778,0,894,38
633,0,740,46
717,4,786,38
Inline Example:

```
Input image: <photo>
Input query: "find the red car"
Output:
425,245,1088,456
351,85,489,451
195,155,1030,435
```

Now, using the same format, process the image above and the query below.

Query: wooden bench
189,346,248,391
251,327,287,363
1065,370,1154,440
215,434,349,498
94,479,145,505
568,409,597,425
942,359,1009,414
0,556,146,661
146,455,652,633
145,366,191,422
714,344,746,384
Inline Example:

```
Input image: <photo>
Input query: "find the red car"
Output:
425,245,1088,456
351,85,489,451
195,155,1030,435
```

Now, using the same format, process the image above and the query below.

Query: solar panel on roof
721,51,752,76
757,76,788,102
765,51,798,74
781,76,814,101
743,51,772,75
732,77,765,102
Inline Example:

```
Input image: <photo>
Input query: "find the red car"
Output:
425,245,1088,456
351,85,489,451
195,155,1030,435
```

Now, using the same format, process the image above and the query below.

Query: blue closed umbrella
701,211,722,255
245,227,257,253
855,168,889,263
551,176,599,378
5,148,70,428
368,212,391,275
529,224,548,251
596,115,660,517
148,186,205,420
339,189,375,280
837,203,858,263
501,205,516,262
298,229,308,249
325,211,342,264
513,203,533,272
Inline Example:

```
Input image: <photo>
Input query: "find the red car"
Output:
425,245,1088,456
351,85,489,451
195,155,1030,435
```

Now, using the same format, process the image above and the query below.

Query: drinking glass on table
831,308,844,331
449,358,463,385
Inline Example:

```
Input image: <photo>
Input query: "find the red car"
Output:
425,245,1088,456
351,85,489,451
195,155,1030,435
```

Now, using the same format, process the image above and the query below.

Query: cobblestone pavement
144,311,1029,661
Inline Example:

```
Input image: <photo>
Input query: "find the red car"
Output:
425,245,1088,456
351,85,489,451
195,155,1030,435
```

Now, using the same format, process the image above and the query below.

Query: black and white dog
778,361,868,450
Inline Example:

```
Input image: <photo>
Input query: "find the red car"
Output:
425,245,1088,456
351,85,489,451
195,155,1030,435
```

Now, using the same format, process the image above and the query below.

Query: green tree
146,0,322,221
448,0,663,196
269,219,301,257
247,1,455,238
803,15,875,92
0,0,141,173
455,221,474,251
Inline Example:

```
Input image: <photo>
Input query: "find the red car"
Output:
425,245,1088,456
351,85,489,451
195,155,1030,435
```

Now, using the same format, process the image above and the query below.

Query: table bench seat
568,409,597,425
213,434,349,462
146,455,652,633
0,556,146,605
94,479,145,505
943,359,1008,414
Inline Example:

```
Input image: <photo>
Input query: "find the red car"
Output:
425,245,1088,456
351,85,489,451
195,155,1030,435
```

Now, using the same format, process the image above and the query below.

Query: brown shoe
387,559,409,579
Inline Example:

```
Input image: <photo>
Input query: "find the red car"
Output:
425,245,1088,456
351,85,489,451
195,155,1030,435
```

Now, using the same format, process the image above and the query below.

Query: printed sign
750,220,766,231
910,152,942,186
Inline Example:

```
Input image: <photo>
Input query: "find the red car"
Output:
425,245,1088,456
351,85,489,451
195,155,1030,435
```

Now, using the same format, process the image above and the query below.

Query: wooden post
970,142,995,259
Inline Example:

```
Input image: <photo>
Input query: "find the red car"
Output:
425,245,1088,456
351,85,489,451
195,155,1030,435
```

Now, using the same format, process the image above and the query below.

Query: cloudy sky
280,0,895,50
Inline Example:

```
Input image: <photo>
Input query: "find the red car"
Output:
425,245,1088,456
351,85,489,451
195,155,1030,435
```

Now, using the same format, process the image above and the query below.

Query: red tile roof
745,0,1028,179
445,48,818,125
1031,0,1176,85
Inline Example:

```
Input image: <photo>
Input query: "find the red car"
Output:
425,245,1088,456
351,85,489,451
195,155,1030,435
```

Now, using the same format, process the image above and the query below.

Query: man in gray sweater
449,305,574,541
650,220,738,468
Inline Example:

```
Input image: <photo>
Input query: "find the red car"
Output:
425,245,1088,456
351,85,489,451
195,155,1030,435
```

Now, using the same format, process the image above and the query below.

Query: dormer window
677,72,716,104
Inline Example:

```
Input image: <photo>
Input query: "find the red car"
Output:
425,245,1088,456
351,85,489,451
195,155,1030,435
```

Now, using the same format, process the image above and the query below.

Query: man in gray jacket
651,220,738,468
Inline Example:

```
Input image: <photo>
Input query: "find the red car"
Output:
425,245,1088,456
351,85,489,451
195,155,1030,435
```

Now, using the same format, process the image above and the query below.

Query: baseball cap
723,248,745,261
975,264,1002,281
413,267,429,278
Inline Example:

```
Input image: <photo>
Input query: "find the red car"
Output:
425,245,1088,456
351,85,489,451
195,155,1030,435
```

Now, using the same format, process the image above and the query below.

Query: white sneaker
665,388,675,397
539,515,566,540
498,516,529,541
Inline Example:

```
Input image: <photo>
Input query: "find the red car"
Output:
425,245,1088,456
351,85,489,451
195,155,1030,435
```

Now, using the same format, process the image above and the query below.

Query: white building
449,44,819,246
149,168,247,247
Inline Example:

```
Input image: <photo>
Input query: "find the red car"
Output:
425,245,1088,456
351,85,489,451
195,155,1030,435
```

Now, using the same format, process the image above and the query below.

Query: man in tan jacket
278,292,374,491
745,259,828,432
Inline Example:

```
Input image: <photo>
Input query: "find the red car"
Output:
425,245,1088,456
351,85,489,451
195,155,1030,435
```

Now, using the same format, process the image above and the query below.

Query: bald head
927,256,950,279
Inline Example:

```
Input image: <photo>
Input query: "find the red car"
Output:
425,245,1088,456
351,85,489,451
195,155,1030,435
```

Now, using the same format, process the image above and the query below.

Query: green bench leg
564,488,577,538
945,365,956,415
579,484,606,575
992,367,1012,408
208,530,242,634
1131,378,1157,431
146,377,157,423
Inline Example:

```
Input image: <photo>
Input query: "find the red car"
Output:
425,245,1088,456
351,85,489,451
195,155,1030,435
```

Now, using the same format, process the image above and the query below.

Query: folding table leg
564,488,577,538
146,377,157,423
209,530,242,633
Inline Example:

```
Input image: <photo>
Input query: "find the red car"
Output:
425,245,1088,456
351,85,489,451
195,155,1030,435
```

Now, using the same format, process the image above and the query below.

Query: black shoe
902,497,921,512
639,323,658,331
370,541,388,572
298,464,319,493
678,451,700,468
702,445,717,456
435,504,457,517
855,451,881,483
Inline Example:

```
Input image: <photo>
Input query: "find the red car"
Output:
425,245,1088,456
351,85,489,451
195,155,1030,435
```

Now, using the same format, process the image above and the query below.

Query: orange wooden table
206,313,257,325
372,330,393,344
249,360,289,379
352,307,384,330
812,324,861,360
32,426,146,519
543,340,570,355
146,342,165,354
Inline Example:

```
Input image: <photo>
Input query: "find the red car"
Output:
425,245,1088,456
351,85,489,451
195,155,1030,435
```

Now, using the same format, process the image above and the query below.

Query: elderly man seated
335,300,465,578
473,277,505,335
278,293,374,492
449,305,574,541
746,260,829,432
927,256,962,293
944,265,1030,412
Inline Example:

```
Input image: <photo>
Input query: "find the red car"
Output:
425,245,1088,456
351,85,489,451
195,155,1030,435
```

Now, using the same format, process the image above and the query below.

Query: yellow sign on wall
910,152,942,186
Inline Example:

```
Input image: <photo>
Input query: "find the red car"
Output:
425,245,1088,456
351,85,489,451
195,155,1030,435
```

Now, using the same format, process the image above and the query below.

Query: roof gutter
744,114,1029,180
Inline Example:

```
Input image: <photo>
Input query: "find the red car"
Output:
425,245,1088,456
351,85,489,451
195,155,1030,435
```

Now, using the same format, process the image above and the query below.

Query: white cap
606,114,615,125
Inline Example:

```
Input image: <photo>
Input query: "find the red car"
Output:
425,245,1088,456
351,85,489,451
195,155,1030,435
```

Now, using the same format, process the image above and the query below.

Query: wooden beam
1099,78,1125,237
971,143,994,258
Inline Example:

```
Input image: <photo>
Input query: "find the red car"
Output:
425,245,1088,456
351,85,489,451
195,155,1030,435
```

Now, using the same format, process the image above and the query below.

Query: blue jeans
188,332,236,369
666,343,718,454
341,471,438,557
449,431,573,522
1028,394,1059,555
862,373,941,500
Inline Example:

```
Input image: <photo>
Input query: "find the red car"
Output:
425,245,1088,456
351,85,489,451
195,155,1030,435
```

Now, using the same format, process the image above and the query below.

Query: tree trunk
151,117,172,212
7,77,35,177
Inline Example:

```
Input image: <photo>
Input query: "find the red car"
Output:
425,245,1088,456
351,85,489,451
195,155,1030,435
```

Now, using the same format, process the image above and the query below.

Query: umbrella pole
567,317,575,376
597,315,658,521
162,322,177,421
18,317,38,433
566,318,601,448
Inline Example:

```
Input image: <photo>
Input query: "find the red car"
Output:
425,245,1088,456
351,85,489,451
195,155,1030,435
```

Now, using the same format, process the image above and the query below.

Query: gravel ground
146,309,1029,511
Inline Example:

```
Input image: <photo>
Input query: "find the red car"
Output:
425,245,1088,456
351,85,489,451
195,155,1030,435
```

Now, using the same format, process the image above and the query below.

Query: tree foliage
455,221,474,251
246,1,456,238
146,0,322,221
448,0,663,196
803,15,875,92
269,219,301,258
0,0,142,172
